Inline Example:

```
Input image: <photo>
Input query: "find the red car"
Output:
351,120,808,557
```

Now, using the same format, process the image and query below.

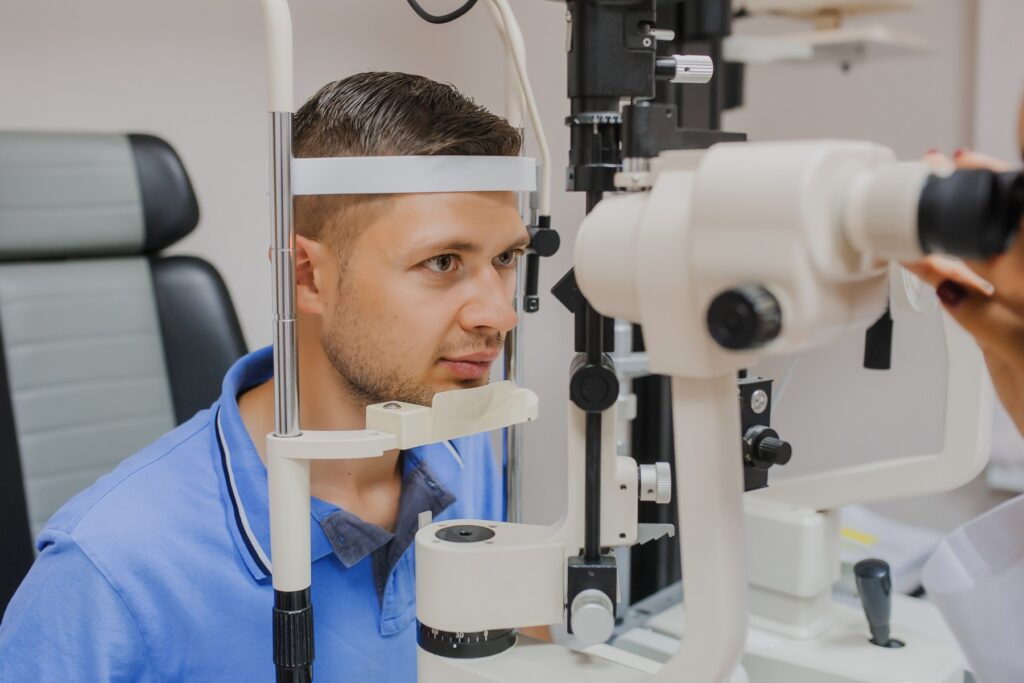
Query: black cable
405,0,479,24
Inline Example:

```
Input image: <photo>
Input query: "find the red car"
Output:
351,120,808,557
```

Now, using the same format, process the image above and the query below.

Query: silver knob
638,462,672,504
670,54,714,84
570,589,615,646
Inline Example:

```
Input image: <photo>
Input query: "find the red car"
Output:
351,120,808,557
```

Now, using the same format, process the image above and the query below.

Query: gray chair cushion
0,132,198,259
0,259,177,539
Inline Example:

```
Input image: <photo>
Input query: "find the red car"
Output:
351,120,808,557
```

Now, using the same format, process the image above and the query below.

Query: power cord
405,0,478,24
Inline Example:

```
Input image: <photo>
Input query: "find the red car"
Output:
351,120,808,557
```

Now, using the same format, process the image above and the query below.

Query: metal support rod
503,256,526,523
270,111,299,438
582,273,606,562
584,411,602,562
268,110,313,683
263,5,311,681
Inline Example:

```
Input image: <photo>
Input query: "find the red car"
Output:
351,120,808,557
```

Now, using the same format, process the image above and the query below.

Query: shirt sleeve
0,530,152,683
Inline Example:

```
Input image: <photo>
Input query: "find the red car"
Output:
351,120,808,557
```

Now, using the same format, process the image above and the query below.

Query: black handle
525,216,559,313
863,305,893,371
854,558,902,648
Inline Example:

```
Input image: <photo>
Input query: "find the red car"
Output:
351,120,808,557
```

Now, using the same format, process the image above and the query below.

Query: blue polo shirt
0,347,504,682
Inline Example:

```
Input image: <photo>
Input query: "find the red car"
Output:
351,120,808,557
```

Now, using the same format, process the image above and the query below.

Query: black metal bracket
566,555,618,636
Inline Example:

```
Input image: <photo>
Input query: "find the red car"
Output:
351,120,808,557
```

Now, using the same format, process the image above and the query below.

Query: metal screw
642,37,652,48
383,402,402,410
751,389,769,415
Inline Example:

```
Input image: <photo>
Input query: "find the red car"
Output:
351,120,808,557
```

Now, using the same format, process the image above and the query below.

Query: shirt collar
214,346,335,581
320,453,456,570
213,346,469,582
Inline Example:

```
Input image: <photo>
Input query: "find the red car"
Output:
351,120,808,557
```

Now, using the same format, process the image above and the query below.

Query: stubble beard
321,301,504,410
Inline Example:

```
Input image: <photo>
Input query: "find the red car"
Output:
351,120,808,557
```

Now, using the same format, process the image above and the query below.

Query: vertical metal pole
262,4,312,680
504,257,526,523
502,18,527,521
270,112,300,439
268,112,313,683
583,303,604,564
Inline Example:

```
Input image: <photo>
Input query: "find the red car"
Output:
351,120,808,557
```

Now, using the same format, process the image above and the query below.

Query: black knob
706,285,782,350
528,225,560,258
742,425,792,472
569,353,619,413
854,558,904,648
756,437,792,467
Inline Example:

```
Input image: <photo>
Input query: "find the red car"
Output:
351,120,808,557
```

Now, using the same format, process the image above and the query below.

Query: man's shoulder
43,409,219,547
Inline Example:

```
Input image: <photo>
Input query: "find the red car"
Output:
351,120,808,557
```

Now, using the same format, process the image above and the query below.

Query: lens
918,169,1024,259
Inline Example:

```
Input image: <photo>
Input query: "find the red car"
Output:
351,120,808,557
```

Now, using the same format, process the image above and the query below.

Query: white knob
638,462,672,504
671,54,714,84
570,589,615,646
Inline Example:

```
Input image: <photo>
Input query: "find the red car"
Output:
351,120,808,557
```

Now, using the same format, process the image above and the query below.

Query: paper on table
922,493,1024,683
837,505,943,597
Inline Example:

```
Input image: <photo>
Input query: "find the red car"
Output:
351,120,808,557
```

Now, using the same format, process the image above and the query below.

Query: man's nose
459,267,518,334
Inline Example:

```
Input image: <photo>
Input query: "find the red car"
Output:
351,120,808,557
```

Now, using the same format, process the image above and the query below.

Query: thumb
937,280,1024,370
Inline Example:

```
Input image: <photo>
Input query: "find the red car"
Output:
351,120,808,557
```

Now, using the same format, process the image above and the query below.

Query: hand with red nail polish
903,116,1024,435
903,253,1024,436
936,280,967,307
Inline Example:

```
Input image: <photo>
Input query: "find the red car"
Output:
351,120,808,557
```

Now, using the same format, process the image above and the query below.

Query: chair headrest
0,131,199,260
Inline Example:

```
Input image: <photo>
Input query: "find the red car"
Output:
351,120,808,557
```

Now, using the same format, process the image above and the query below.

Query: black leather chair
0,132,247,614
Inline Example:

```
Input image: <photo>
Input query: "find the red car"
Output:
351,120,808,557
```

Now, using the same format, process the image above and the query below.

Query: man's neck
237,337,403,530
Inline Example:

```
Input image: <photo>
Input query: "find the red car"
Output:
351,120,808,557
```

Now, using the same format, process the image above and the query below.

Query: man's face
320,191,529,408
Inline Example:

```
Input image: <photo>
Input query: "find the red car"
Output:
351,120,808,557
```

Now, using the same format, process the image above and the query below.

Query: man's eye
424,254,458,273
495,249,522,267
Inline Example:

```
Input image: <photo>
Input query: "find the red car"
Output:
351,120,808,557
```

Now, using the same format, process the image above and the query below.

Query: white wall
725,0,975,158
973,0,1024,162
0,0,1011,531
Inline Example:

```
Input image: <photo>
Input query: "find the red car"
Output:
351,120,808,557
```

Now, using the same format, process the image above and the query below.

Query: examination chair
0,132,247,615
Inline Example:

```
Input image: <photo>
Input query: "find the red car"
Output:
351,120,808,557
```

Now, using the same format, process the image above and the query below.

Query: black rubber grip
274,589,314,671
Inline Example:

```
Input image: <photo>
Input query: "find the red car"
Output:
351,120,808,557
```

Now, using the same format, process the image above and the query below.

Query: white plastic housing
576,141,914,380
261,0,293,112
415,399,642,634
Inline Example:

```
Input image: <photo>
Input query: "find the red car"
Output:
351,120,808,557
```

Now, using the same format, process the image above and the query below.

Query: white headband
291,155,537,196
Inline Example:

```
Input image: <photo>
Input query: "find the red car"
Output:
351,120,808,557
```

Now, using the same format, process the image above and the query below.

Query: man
0,72,531,681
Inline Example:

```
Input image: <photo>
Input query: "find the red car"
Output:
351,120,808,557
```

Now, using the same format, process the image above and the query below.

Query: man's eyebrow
416,236,531,254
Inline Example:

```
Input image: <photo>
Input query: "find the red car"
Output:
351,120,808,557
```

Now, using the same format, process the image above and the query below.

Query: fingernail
953,147,969,159
926,148,939,155
936,280,967,307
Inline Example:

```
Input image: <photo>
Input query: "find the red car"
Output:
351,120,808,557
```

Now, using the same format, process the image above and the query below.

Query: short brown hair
293,72,523,254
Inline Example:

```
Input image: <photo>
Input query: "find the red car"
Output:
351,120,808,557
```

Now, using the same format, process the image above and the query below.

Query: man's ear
295,234,334,316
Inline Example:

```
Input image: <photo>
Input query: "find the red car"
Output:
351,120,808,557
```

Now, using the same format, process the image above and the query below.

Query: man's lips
443,351,500,363
438,351,499,380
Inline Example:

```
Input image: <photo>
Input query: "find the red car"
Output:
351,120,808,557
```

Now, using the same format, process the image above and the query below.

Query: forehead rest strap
291,155,537,196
